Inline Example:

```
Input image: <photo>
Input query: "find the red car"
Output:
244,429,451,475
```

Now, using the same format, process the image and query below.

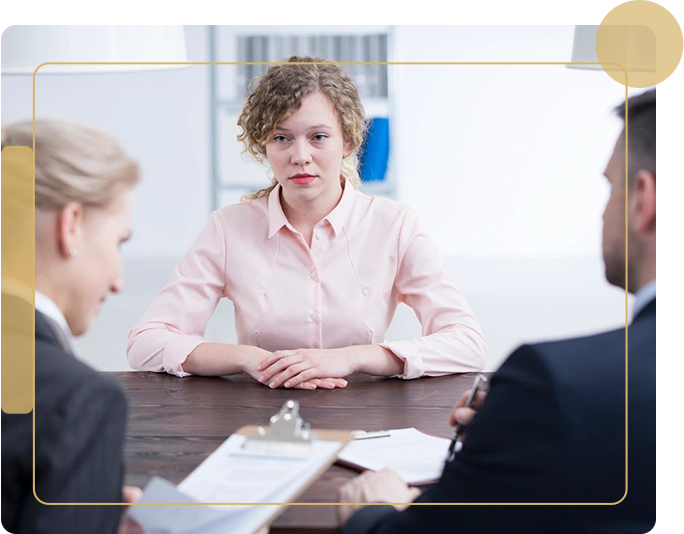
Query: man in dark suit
338,90,656,534
1,306,135,534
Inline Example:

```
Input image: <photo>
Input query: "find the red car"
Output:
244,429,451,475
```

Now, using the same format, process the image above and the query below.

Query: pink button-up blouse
127,181,487,378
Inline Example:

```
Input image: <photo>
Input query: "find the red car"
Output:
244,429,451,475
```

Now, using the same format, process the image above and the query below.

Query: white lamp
1,25,188,75
568,26,603,70
568,24,656,76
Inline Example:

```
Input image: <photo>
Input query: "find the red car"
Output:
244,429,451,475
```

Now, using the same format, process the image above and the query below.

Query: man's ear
56,202,84,259
631,170,656,234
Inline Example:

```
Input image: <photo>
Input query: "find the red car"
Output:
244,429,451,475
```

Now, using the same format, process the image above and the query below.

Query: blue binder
359,117,390,182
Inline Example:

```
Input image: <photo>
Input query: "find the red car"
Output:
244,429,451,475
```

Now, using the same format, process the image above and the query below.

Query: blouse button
315,233,323,240
310,271,318,280
361,287,369,296
310,314,319,323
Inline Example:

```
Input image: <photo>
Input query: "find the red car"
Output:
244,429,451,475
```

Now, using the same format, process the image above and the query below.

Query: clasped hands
247,347,357,391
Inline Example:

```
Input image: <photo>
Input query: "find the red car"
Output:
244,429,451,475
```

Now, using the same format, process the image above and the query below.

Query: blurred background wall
1,25,640,372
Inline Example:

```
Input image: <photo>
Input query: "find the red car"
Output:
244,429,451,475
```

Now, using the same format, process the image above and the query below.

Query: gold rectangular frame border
22,60,630,507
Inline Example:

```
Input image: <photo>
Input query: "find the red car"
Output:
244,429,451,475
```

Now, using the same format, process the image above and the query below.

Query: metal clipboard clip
242,400,315,456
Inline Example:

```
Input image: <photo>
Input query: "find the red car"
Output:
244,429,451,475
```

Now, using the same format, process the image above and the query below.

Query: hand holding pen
447,374,488,462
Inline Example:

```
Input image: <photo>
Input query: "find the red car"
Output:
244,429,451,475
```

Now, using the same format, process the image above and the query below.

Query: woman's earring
69,247,78,257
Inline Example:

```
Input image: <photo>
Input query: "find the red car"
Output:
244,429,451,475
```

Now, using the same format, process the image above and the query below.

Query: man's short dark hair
615,89,656,186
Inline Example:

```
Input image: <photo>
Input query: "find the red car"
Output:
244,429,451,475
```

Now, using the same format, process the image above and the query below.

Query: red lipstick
290,173,316,185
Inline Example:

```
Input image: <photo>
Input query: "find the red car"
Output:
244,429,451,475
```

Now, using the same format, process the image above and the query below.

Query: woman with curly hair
127,57,486,388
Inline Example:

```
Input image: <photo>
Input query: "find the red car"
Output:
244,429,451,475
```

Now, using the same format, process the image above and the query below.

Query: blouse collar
267,178,355,238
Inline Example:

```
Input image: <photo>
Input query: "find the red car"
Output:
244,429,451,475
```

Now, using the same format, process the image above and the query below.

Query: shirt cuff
163,337,207,377
378,340,425,380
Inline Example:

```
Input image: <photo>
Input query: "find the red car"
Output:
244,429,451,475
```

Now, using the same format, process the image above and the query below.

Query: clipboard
232,425,351,531
128,401,352,534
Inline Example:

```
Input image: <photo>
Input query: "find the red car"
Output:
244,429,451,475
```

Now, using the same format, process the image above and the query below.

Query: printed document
337,428,450,485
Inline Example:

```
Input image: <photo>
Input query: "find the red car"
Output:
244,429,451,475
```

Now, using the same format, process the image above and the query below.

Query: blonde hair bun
1,119,139,210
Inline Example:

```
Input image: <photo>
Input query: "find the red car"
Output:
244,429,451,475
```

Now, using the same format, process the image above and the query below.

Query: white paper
179,435,311,509
128,434,343,534
126,477,241,534
338,428,450,484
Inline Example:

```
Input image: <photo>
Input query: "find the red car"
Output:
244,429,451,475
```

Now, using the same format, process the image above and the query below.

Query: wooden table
110,371,490,533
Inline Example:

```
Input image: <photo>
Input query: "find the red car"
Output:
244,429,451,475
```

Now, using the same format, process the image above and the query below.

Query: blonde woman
1,120,142,534
128,57,487,389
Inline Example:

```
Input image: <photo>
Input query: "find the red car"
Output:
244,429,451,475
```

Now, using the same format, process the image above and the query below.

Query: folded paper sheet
337,428,450,485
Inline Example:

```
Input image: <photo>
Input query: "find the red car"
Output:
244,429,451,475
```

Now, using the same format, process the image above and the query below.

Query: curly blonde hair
237,56,367,200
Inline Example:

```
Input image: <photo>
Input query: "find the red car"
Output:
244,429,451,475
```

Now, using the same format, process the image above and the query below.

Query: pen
351,430,392,440
447,374,487,462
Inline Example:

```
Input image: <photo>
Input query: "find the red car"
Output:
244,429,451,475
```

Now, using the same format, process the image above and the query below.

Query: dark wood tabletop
110,371,491,533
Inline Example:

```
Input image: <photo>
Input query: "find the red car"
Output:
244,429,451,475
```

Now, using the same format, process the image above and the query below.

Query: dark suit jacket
345,299,655,534
2,310,127,534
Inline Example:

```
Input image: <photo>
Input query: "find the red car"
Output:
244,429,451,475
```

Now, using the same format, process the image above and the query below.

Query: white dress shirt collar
633,280,656,320
35,290,75,351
